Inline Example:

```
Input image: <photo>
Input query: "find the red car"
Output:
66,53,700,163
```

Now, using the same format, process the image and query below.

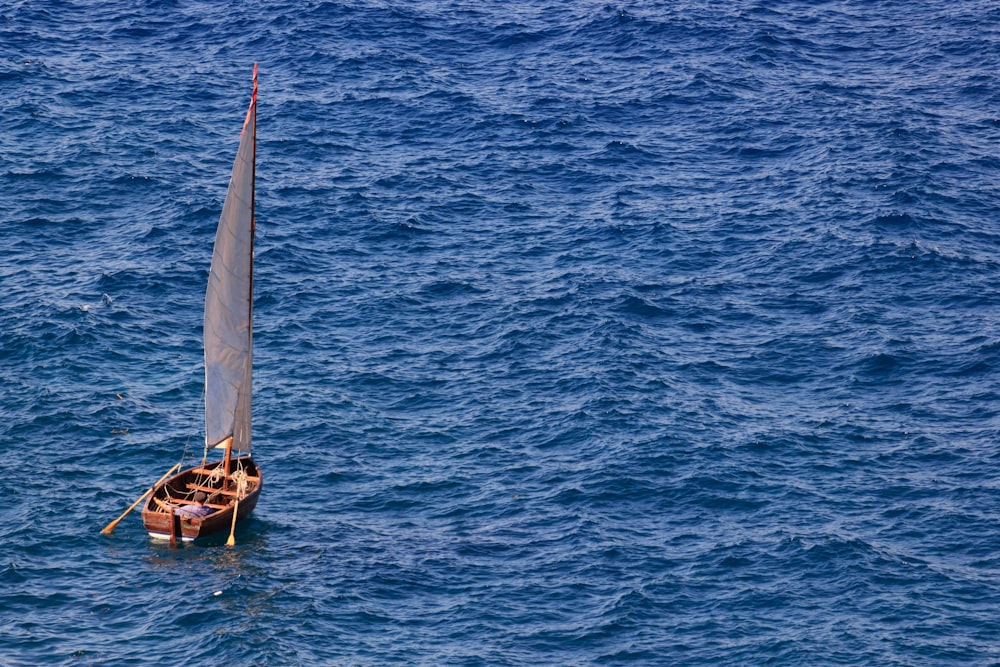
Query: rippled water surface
3,1,1000,664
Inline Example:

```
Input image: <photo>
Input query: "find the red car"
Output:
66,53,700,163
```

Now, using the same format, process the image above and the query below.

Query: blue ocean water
2,0,1000,664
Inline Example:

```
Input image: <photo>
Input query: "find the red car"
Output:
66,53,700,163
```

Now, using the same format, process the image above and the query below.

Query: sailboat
141,65,262,543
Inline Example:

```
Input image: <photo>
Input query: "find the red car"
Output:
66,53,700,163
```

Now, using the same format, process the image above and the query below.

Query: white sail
204,65,257,451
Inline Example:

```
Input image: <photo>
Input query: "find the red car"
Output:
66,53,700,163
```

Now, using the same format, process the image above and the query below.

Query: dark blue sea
3,1,1000,664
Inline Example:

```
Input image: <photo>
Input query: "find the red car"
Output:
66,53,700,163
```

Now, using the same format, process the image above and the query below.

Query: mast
204,64,256,485
224,63,258,484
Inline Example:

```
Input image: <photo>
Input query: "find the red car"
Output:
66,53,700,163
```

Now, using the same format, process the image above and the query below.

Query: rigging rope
209,466,224,484
232,460,249,498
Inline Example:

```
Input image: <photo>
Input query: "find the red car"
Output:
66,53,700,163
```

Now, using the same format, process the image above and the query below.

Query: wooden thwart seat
189,466,224,476
188,468,261,484
153,497,228,512
186,482,258,496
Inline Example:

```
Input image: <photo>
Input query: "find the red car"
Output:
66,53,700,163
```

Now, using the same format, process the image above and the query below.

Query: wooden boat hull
141,456,262,542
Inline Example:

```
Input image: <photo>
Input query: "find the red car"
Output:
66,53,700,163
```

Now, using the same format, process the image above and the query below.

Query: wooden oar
225,497,240,547
100,462,182,535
